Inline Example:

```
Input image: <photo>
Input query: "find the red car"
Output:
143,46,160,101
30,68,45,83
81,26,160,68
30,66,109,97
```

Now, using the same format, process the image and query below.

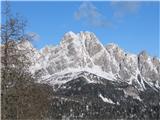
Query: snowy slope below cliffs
39,67,116,89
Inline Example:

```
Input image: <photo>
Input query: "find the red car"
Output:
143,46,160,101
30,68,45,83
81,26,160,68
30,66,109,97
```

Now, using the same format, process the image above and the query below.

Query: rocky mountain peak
138,50,148,62
61,31,100,44
18,39,33,49
78,31,97,40
62,31,77,40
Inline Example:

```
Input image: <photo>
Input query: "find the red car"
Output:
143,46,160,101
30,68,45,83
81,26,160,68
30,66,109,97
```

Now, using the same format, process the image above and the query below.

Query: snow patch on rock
99,94,115,104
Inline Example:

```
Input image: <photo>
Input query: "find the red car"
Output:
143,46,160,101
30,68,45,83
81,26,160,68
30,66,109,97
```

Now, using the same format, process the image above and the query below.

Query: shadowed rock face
137,51,160,84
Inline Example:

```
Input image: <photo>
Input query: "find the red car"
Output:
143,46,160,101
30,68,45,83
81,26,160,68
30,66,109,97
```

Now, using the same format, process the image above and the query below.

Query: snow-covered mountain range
21,31,160,91
16,31,160,119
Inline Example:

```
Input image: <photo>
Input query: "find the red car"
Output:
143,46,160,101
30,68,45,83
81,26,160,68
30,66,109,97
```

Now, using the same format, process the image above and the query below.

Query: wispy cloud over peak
74,2,111,28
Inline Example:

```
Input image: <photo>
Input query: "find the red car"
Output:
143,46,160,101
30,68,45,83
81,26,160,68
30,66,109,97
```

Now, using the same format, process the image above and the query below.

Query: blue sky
3,1,160,57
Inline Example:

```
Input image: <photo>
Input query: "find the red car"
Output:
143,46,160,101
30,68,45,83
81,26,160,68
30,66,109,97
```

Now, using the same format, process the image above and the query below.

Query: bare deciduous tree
1,2,54,119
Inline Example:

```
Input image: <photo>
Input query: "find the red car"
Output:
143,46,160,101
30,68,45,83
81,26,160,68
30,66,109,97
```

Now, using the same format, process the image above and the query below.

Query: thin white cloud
74,2,111,28
111,1,141,18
